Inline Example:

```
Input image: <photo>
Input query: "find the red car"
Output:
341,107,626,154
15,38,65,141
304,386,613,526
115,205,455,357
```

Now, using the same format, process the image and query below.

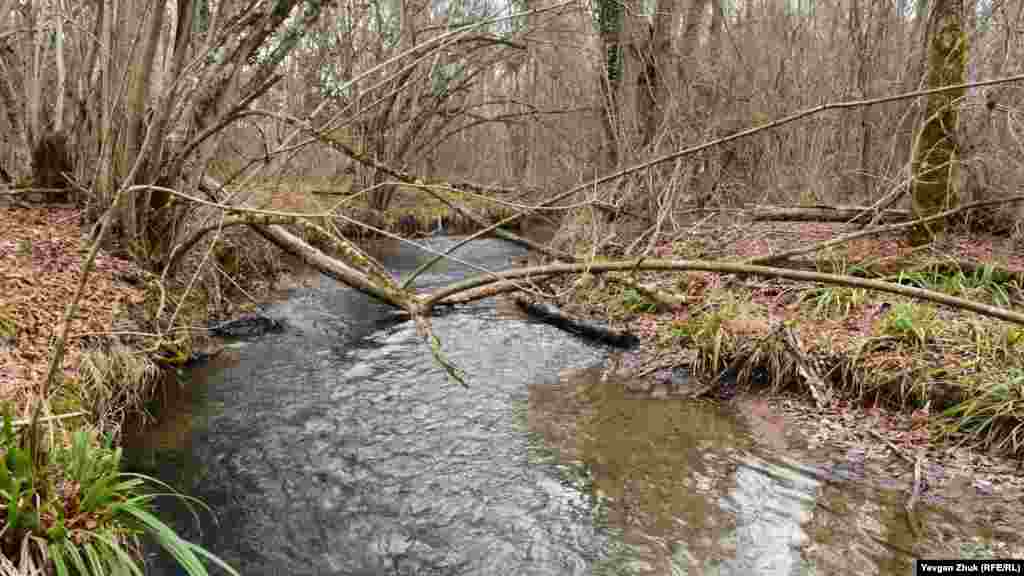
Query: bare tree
1,0,332,267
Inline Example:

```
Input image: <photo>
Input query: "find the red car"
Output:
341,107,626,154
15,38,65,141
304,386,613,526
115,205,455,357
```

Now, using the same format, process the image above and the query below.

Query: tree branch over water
425,259,1024,326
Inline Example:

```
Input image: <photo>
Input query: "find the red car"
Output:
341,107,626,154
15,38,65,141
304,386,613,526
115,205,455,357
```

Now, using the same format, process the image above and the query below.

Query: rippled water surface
127,238,1022,576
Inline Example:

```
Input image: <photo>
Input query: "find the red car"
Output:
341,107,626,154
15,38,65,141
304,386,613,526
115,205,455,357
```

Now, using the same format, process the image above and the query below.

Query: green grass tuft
0,407,238,576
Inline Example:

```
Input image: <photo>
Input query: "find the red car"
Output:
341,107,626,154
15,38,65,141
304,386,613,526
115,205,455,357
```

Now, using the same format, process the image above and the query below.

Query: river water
126,237,1022,576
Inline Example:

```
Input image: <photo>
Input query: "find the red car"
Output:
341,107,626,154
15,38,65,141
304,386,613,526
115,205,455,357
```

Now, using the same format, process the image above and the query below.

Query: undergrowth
77,345,162,440
895,263,1015,307
568,260,1024,458
0,408,238,576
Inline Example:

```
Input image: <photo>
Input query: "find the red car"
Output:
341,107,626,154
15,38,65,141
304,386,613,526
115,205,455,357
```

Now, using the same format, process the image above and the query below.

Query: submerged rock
209,314,285,338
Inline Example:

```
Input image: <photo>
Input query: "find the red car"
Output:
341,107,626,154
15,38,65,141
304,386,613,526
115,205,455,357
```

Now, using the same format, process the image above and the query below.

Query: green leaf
10,445,32,483
127,507,206,574
49,540,70,576
0,454,12,497
81,474,118,512
85,531,145,576
82,539,107,575
6,477,21,529
71,430,91,483
186,540,243,576
63,535,90,575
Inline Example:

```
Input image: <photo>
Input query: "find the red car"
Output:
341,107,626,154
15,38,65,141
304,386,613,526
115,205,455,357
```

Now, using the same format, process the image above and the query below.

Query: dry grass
77,344,162,438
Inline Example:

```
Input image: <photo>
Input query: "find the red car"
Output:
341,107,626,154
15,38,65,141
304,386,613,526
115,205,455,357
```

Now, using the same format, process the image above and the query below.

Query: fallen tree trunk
750,206,910,223
251,223,417,310
747,194,1024,267
513,296,640,348
181,179,1024,329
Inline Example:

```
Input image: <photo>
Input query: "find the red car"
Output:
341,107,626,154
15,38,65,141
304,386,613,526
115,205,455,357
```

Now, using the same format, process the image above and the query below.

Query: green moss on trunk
910,0,966,246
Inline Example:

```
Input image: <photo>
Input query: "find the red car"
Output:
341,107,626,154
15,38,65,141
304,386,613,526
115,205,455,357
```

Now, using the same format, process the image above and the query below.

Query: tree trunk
596,0,624,169
909,0,965,245
0,43,30,181
850,0,873,198
31,130,73,196
705,0,722,106
678,0,708,104
637,0,679,148
125,0,170,262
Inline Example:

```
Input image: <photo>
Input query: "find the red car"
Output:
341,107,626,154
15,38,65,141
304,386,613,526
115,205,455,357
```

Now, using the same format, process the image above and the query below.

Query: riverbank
0,198,460,574
0,204,300,429
526,218,1024,502
0,204,250,574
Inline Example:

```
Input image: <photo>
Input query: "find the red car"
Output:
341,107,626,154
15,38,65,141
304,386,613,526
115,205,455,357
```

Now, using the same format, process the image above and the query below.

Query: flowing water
126,238,1023,576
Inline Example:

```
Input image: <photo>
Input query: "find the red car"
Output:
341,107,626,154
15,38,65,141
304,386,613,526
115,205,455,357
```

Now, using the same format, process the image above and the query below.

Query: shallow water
127,237,1022,575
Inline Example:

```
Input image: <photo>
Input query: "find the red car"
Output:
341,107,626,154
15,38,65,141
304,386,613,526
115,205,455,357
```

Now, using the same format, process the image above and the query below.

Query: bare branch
423,259,1024,326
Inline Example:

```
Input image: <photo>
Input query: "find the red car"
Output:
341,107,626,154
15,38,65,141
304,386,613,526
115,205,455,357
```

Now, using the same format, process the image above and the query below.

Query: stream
126,237,1022,575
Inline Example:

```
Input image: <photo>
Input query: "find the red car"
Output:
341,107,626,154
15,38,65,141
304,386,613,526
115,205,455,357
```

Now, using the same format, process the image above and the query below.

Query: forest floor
532,216,1024,513
0,203,303,428
0,205,146,419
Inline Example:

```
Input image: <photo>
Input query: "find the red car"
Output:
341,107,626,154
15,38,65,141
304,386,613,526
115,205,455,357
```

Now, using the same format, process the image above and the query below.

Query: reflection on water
526,369,821,575
528,367,1023,575
127,238,1023,576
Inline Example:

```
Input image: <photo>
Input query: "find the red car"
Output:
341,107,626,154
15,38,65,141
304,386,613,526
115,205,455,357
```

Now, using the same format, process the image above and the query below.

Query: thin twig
905,453,925,539
867,429,915,464
0,187,70,196
11,411,87,429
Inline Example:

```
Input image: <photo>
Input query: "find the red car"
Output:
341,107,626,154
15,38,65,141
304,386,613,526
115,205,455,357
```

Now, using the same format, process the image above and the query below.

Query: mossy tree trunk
595,0,624,169
909,0,966,245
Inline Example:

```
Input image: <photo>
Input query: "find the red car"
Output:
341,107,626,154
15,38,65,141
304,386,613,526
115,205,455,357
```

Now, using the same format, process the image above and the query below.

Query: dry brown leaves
0,206,148,416
725,221,841,260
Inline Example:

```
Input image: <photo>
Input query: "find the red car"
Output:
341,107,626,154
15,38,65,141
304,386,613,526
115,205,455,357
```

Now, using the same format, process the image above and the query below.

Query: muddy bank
512,219,1024,514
